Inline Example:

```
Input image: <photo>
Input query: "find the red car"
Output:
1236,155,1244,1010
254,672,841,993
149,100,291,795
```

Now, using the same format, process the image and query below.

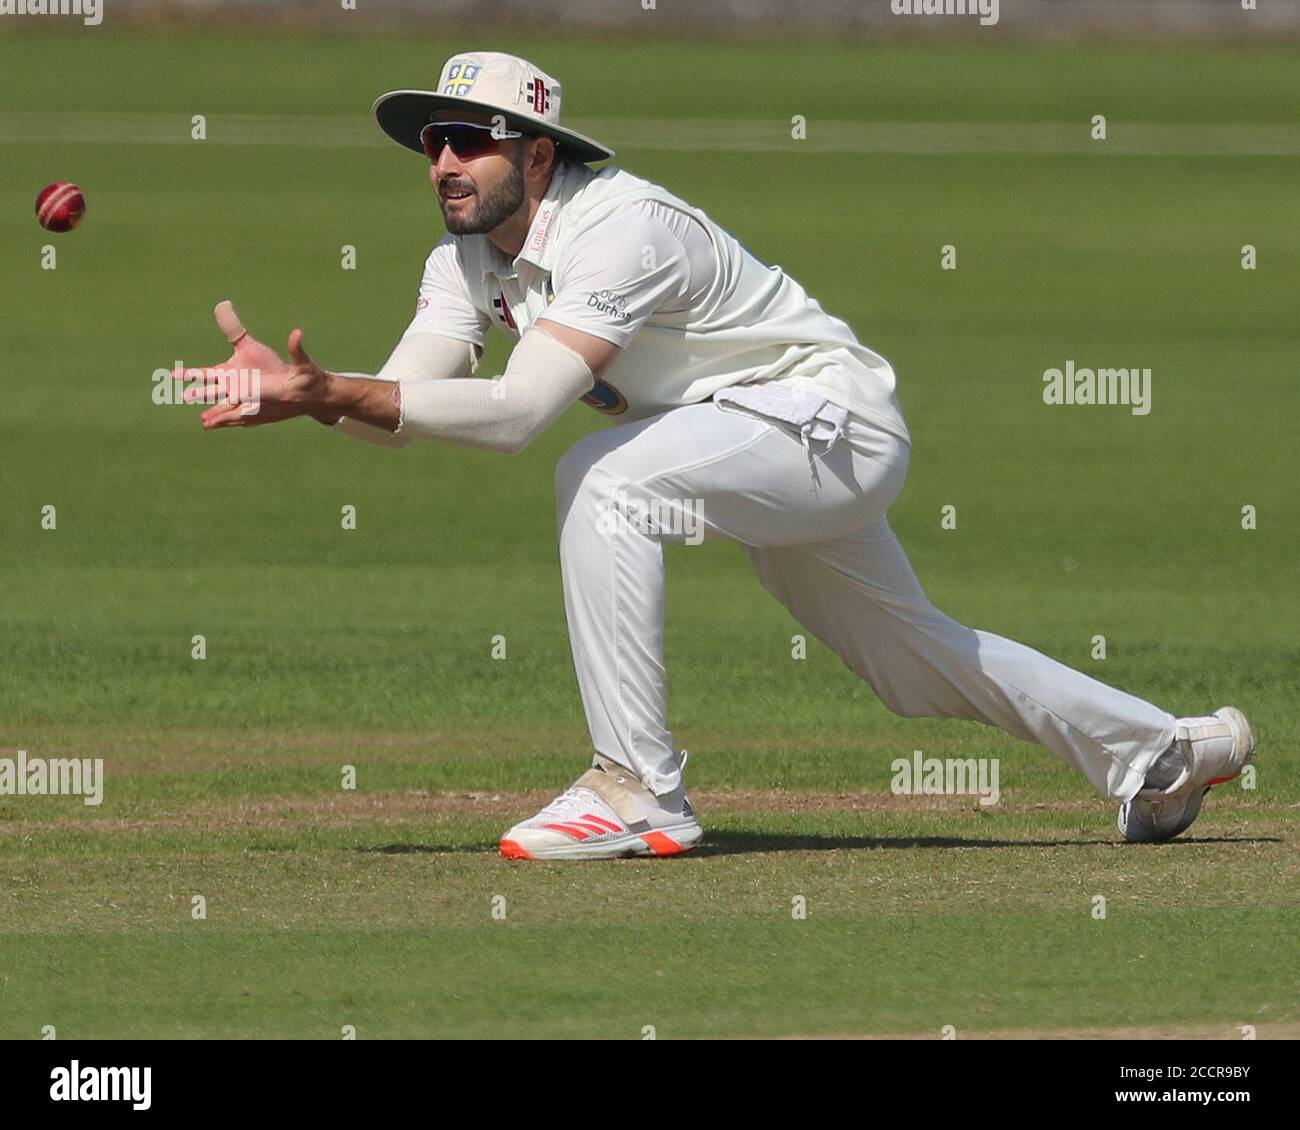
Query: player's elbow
497,424,542,456
492,403,555,455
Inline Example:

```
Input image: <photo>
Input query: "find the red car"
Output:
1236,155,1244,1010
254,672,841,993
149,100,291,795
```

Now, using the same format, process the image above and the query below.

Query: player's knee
557,435,629,501
878,693,922,719
556,437,628,537
555,433,606,507
835,656,924,719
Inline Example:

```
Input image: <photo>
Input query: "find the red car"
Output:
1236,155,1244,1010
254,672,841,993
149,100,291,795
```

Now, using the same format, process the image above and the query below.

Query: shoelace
538,786,596,819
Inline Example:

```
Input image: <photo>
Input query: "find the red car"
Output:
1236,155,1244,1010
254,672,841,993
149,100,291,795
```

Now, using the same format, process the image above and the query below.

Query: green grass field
0,29,1297,1039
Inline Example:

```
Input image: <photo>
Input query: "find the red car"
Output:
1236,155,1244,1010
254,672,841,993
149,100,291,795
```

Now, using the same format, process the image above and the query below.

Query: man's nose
433,145,465,180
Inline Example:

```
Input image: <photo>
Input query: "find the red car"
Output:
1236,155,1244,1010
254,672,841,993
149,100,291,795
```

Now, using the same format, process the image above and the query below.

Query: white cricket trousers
555,400,1176,803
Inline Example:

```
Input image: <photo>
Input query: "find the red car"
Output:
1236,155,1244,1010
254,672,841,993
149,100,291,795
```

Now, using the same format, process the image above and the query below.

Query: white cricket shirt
400,161,909,441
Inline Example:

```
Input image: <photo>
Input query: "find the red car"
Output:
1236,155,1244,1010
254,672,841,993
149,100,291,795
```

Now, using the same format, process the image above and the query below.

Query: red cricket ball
35,181,87,234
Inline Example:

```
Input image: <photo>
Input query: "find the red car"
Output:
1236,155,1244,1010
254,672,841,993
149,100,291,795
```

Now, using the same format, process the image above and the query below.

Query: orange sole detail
638,830,685,855
499,839,535,860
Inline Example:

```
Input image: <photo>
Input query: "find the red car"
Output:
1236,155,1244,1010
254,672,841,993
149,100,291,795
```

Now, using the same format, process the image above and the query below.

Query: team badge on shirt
582,379,628,416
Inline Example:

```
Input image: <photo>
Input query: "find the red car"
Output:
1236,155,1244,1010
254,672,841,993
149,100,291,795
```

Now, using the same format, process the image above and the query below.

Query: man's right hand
171,301,336,429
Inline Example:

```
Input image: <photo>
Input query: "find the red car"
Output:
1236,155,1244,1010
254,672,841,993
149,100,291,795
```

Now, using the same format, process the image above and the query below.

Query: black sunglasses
421,120,525,162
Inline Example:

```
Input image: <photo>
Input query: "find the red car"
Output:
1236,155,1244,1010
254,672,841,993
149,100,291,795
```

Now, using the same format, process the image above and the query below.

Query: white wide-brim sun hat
373,50,614,164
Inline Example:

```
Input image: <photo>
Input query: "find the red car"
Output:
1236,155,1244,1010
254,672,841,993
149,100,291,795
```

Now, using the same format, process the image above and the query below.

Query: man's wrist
319,371,351,413
325,372,402,432
312,372,348,424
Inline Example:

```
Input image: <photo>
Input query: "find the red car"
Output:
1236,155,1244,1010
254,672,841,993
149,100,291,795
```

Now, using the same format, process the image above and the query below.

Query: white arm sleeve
330,333,481,450
396,328,594,455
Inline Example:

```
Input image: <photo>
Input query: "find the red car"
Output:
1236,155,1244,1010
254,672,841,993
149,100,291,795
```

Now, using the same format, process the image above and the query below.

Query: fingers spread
214,300,248,345
199,402,252,429
171,357,236,383
175,362,257,405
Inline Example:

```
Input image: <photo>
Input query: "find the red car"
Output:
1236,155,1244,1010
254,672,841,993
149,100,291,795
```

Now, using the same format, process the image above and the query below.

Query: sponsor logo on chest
491,291,518,331
490,275,556,334
528,205,555,255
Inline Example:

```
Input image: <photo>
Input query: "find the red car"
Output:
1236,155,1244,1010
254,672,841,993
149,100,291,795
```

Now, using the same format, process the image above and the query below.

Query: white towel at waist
713,380,849,451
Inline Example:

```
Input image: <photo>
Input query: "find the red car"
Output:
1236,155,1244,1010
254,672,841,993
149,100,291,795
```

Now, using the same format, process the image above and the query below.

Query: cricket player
177,52,1255,860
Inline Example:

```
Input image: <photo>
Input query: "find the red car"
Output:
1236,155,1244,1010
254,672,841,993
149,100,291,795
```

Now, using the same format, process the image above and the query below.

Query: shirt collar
478,162,568,279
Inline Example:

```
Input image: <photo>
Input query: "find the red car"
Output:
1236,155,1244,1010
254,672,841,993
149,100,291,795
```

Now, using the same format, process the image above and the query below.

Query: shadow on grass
695,831,1284,855
355,831,1283,857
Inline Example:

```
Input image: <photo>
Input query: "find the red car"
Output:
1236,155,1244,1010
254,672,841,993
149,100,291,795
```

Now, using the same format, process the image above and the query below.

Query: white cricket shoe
1118,706,1255,843
500,756,702,861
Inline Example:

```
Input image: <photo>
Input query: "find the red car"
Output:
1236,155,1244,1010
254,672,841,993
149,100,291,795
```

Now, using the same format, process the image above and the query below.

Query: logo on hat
528,76,551,115
443,61,481,97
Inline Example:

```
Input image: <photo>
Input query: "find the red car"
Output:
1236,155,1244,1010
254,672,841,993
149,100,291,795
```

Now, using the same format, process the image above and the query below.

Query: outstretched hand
172,301,332,429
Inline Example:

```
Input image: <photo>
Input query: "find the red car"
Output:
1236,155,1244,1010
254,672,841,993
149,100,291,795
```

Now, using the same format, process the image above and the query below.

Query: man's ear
530,136,558,179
